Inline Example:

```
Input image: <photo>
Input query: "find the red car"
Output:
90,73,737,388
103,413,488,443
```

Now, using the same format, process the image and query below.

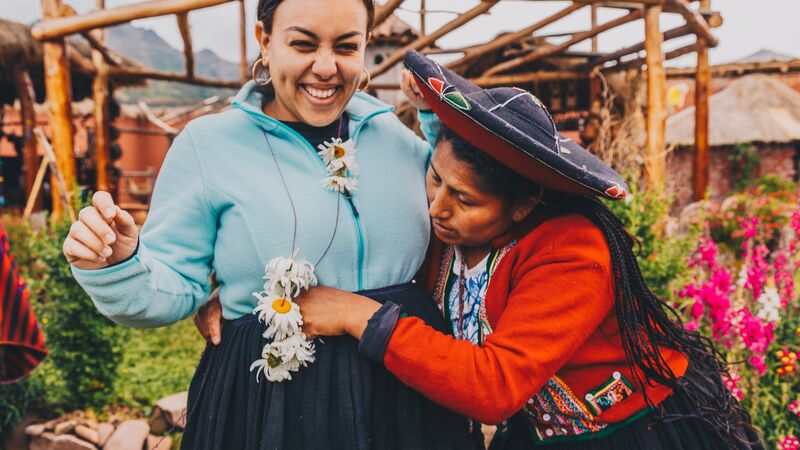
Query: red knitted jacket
385,211,688,429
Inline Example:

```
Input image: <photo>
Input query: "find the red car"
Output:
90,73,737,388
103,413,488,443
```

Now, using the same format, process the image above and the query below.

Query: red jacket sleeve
383,216,614,424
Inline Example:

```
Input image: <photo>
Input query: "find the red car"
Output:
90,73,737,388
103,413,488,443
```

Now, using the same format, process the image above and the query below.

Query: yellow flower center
334,145,345,159
271,298,292,314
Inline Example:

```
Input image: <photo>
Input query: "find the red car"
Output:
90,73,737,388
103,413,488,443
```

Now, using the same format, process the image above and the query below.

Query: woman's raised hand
401,70,431,111
63,191,139,270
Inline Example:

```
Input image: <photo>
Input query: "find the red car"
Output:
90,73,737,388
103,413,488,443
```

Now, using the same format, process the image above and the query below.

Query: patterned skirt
180,282,482,450
487,363,764,450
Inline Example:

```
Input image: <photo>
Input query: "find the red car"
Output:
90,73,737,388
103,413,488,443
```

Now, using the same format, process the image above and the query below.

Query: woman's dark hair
438,124,757,448
435,125,541,206
257,0,376,34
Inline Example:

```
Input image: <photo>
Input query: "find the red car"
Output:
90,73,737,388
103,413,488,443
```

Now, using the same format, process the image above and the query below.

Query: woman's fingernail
104,233,115,243
212,336,220,345
103,247,113,257
104,207,116,218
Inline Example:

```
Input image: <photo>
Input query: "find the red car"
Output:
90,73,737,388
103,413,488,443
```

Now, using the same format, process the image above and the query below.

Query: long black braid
440,124,758,448
547,193,757,448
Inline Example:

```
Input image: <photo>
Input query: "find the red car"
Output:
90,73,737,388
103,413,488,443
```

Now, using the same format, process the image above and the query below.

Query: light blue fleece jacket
72,81,440,327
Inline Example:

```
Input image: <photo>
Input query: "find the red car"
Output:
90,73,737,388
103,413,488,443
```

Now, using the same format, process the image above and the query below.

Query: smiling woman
255,0,374,126
63,0,482,449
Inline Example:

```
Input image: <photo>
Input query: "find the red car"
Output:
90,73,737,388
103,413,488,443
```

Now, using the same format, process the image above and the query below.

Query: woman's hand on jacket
194,289,223,345
296,286,382,340
401,70,431,112
63,191,139,270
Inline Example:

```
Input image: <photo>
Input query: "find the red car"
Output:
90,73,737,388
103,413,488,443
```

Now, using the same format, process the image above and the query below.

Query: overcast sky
3,0,798,68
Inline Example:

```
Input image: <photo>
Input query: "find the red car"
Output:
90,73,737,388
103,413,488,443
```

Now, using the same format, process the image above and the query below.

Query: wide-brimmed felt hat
403,50,628,200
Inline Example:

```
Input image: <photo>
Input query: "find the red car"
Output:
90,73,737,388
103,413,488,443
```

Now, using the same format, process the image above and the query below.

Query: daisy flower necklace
250,115,357,383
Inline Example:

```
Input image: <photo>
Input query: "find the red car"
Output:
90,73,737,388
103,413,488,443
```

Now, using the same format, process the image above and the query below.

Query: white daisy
262,253,317,298
250,344,293,382
273,333,316,366
321,176,358,193
252,294,304,340
317,138,356,167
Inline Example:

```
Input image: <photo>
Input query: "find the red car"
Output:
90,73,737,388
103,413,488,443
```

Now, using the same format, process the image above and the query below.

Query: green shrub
604,184,695,300
707,175,798,254
2,213,126,413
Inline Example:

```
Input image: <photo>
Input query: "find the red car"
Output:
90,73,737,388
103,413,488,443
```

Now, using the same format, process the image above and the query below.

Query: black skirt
488,363,764,450
181,283,482,450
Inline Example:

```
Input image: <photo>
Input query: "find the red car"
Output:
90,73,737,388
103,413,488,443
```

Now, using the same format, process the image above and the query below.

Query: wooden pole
108,66,240,88
590,4,598,52
239,0,248,83
483,8,643,76
13,68,42,212
41,0,77,220
371,0,500,79
666,0,718,47
34,129,76,222
582,23,692,70
644,5,666,190
32,0,232,40
374,0,404,28
693,0,711,201
92,0,111,192
420,0,426,36
176,13,195,78
447,1,588,71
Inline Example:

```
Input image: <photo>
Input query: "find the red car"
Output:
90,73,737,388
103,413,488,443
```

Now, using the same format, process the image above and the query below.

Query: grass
112,318,206,412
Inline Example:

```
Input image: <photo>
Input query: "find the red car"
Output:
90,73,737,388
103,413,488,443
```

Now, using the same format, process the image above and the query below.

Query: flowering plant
675,207,800,447
707,175,798,254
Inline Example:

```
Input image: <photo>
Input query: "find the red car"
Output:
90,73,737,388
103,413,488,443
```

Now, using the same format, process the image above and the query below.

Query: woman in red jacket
294,51,762,449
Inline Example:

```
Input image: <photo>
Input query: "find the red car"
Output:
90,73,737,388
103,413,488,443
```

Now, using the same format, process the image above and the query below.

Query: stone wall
666,142,799,210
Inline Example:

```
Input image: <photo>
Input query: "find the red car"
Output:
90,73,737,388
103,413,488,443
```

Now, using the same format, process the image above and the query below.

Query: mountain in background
730,49,797,64
104,24,240,105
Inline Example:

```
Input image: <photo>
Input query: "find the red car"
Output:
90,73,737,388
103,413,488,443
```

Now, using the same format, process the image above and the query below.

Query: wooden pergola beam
32,0,232,40
644,4,666,190
470,70,587,86
666,0,718,47
371,0,500,79
80,30,122,66
108,66,240,88
374,0,404,28
484,8,644,76
607,41,697,71
582,23,692,69
666,58,800,78
447,1,589,71
176,13,195,78
371,70,585,90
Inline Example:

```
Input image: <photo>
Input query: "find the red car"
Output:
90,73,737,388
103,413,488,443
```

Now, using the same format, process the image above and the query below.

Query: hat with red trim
404,50,628,200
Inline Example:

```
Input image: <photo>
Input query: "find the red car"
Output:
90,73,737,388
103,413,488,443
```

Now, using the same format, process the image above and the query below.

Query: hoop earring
357,67,371,92
251,57,271,87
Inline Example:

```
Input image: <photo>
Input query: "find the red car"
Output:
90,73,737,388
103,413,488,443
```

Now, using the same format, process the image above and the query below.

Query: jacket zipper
267,107,392,291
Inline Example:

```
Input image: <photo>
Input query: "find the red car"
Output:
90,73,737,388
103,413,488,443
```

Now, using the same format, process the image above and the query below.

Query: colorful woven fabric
0,223,47,383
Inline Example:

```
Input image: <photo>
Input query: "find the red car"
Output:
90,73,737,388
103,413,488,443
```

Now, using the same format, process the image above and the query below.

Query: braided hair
438,124,757,447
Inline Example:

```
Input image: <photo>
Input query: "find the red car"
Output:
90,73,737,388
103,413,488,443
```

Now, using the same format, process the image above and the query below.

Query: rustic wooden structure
26,0,722,217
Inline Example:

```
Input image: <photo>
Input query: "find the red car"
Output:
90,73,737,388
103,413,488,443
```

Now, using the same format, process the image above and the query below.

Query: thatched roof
666,75,800,146
0,18,143,106
371,14,418,46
